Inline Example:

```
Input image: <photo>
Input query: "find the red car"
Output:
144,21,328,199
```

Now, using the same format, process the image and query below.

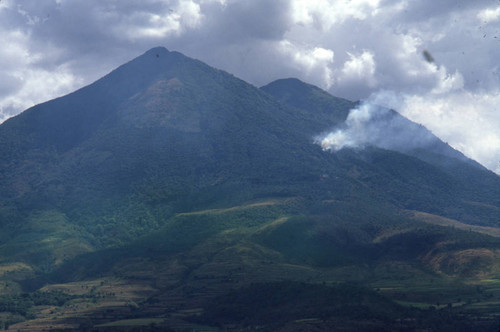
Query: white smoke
316,91,437,153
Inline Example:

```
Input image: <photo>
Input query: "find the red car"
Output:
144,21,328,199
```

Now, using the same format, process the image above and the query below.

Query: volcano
0,47,499,331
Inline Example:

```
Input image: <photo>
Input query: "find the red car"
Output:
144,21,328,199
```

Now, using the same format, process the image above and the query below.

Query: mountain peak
262,78,353,129
144,46,170,56
0,46,187,151
262,78,323,97
263,77,317,89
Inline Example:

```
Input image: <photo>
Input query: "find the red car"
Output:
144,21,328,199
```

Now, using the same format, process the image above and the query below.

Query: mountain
0,47,499,331
262,78,485,167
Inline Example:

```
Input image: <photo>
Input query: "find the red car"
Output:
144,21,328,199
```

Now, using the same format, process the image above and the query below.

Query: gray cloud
200,0,291,42
0,0,499,173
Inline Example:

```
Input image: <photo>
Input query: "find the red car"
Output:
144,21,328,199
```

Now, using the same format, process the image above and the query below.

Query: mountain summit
0,47,499,331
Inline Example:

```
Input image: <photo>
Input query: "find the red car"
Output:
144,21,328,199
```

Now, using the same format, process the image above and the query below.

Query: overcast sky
1,0,499,174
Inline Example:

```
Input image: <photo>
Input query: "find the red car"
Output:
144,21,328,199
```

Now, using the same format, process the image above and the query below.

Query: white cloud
290,0,380,29
400,91,500,174
0,66,81,123
120,0,203,39
430,66,464,94
338,51,377,87
478,5,500,23
279,40,334,88
0,27,81,122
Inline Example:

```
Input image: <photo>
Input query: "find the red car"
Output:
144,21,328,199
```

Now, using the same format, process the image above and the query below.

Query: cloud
430,67,464,95
401,91,500,174
278,40,334,88
290,0,380,29
477,5,500,23
0,0,499,173
0,22,82,122
116,0,203,40
338,50,377,88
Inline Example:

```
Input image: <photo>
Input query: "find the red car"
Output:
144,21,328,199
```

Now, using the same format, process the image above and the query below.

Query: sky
1,0,499,174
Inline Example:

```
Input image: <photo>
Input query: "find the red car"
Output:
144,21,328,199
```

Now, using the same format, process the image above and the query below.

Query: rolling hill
0,47,499,331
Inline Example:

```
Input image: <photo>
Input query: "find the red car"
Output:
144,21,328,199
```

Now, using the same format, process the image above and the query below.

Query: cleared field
408,210,500,237
176,198,292,216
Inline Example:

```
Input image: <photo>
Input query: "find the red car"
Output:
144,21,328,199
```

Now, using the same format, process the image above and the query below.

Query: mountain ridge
262,78,485,170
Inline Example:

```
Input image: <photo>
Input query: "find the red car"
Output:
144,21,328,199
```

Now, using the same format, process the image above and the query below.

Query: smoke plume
316,91,437,153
